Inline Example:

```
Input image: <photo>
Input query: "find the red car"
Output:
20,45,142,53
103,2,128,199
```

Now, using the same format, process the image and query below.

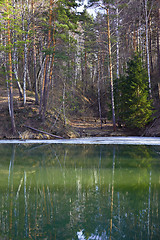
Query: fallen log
24,125,63,139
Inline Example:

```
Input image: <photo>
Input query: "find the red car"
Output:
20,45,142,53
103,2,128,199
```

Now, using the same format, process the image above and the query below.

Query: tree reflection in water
0,144,159,239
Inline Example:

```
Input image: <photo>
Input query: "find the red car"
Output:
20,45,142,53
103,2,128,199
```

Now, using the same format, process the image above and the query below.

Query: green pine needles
116,53,153,129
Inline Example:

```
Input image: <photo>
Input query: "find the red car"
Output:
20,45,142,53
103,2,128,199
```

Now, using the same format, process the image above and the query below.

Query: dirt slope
0,86,154,139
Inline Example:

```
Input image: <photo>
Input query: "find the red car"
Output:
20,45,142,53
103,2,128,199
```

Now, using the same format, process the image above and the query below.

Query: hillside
0,86,137,139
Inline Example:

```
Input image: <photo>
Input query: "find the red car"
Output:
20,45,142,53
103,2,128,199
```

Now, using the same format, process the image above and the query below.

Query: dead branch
24,125,63,139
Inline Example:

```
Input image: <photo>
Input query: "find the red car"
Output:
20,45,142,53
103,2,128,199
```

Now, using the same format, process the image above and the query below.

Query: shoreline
1,136,160,145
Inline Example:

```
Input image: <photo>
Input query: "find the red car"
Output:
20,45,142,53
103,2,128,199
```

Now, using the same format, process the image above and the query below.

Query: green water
0,144,159,240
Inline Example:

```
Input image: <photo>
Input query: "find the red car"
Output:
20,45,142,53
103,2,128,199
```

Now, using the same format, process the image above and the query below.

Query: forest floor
0,85,159,139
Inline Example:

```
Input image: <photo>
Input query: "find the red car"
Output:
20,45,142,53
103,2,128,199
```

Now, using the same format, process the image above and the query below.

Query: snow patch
0,137,160,145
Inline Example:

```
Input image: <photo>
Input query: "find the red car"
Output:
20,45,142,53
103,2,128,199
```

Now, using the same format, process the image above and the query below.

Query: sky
76,0,98,17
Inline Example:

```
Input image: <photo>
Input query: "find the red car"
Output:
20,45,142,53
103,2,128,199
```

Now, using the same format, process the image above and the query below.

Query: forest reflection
0,144,160,239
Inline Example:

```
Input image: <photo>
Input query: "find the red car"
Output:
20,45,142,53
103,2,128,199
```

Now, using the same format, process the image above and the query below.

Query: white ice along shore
1,137,160,145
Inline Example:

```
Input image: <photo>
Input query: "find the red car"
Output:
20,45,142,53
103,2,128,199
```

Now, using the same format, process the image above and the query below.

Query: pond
0,143,160,239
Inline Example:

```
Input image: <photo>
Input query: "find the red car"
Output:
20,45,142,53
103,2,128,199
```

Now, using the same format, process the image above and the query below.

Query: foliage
116,53,153,129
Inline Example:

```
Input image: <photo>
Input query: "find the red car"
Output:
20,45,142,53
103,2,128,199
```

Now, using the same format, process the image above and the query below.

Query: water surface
0,144,159,239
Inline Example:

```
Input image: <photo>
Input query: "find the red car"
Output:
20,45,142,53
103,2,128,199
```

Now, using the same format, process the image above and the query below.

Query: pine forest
0,0,160,139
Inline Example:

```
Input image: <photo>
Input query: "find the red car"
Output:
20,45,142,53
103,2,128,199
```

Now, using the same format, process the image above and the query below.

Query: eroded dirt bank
0,86,158,139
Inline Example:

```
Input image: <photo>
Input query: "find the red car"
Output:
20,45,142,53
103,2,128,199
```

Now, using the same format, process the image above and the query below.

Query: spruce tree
117,53,153,129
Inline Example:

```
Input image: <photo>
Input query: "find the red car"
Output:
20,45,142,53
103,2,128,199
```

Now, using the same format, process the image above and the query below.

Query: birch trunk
63,80,66,126
97,50,102,129
84,50,87,93
21,0,28,105
23,41,27,105
107,8,116,131
116,4,119,79
138,0,143,54
31,0,39,104
13,0,23,98
145,0,152,97
138,18,142,53
149,18,153,73
40,0,53,118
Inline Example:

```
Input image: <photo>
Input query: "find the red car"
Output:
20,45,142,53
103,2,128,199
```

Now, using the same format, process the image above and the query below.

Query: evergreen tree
117,53,153,129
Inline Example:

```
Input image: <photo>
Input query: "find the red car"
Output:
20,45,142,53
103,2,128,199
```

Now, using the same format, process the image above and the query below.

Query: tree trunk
7,0,16,134
42,56,52,121
149,18,153,73
13,0,23,98
84,50,87,92
157,8,160,77
138,10,143,55
41,59,49,119
40,0,53,119
39,50,45,116
97,50,102,129
23,0,30,104
81,54,85,94
39,56,47,116
43,16,56,119
44,50,55,116
63,80,66,126
107,8,116,131
21,0,27,105
116,4,119,79
31,0,39,104
27,67,32,90
145,0,152,97
5,64,11,116
23,41,27,105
